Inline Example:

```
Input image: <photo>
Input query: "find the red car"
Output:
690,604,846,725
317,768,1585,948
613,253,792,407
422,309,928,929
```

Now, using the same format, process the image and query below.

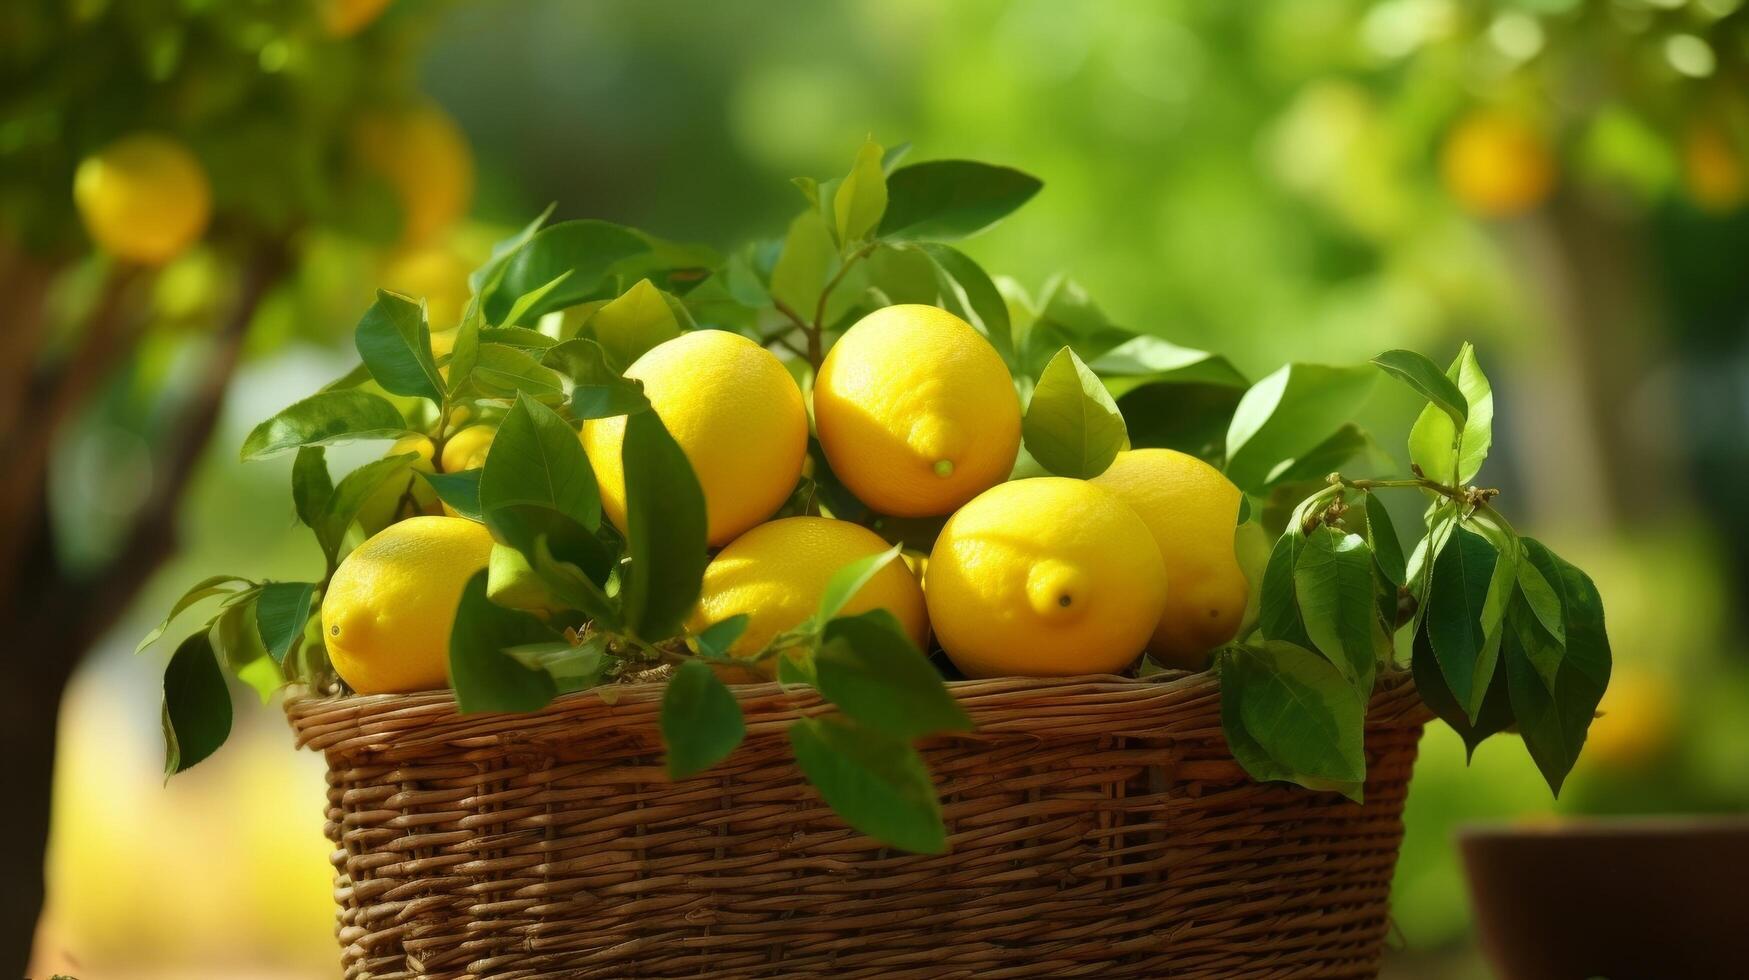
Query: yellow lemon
1092,449,1249,670
814,304,1020,517
688,517,929,666
441,424,495,472
1440,110,1557,218
321,515,494,694
72,134,211,265
354,104,474,246
925,477,1167,678
1584,665,1676,771
383,244,473,329
581,330,808,547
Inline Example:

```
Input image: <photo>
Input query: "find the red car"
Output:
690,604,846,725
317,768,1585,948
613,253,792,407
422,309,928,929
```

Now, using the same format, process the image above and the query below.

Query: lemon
1584,665,1675,770
1091,449,1249,669
354,104,474,246
926,477,1167,678
322,516,494,694
441,424,495,472
688,517,929,667
1682,122,1745,213
581,330,808,547
814,304,1020,517
73,134,211,265
1440,110,1556,218
383,244,473,329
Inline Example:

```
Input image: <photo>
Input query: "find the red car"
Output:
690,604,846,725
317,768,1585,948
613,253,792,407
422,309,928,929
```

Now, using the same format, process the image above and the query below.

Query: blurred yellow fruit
1682,122,1745,213
1092,449,1248,670
1440,110,1557,218
354,104,474,246
383,245,473,329
320,0,393,37
441,424,496,472
926,477,1168,678
1584,665,1677,770
815,304,1021,517
688,516,929,667
72,133,211,265
321,515,493,693
581,329,808,547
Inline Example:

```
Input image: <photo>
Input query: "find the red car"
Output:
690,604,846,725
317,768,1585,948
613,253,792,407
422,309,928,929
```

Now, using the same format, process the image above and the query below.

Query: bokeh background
10,0,1749,977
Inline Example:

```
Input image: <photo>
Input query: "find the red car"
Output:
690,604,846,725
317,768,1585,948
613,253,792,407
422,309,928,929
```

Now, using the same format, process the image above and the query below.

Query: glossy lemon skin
1092,449,1249,670
814,304,1021,517
73,134,212,265
925,477,1167,678
321,516,494,694
580,330,808,548
688,516,929,663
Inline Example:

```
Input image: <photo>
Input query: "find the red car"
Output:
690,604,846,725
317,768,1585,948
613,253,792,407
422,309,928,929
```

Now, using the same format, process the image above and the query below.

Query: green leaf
620,409,709,641
543,337,651,420
240,390,409,460
911,243,1014,366
477,326,560,350
487,219,651,323
878,160,1042,241
1504,540,1610,795
291,447,333,529
789,716,946,853
316,453,419,563
833,137,888,246
1224,363,1377,495
1116,382,1246,462
446,312,481,395
479,394,600,534
881,141,912,172
497,273,574,329
355,290,445,403
662,660,747,779
1413,624,1515,759
418,468,482,521
1406,344,1494,485
503,634,613,693
527,529,621,628
1364,493,1407,588
137,575,251,655
693,614,750,660
770,209,836,318
815,543,904,625
1023,346,1128,479
255,581,316,665
162,632,232,776
1016,278,1138,379
1092,335,1249,391
1292,526,1381,692
1371,349,1468,425
817,610,971,739
469,204,554,296
1426,524,1499,722
449,570,560,714
466,343,564,401
1218,642,1366,800
1516,550,1569,651
1258,530,1313,648
581,278,681,370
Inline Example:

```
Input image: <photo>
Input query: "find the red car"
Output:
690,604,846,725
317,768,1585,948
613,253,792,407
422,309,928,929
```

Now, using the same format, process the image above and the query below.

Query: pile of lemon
323,304,1251,694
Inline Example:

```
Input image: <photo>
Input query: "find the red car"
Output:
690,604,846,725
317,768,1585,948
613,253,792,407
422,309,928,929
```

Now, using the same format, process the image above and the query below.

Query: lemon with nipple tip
924,477,1168,678
814,304,1020,517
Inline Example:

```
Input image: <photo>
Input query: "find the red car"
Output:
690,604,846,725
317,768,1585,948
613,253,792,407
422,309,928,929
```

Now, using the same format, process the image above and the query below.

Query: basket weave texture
286,670,1432,980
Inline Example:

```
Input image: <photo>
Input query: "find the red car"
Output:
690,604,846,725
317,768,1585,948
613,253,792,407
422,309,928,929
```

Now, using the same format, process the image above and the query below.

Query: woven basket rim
284,666,1430,757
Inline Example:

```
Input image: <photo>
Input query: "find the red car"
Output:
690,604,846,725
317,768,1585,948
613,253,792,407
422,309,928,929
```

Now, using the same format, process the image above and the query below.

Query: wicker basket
285,670,1432,979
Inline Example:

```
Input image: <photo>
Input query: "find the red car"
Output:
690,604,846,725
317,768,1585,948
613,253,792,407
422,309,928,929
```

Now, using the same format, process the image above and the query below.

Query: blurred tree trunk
0,240,287,974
